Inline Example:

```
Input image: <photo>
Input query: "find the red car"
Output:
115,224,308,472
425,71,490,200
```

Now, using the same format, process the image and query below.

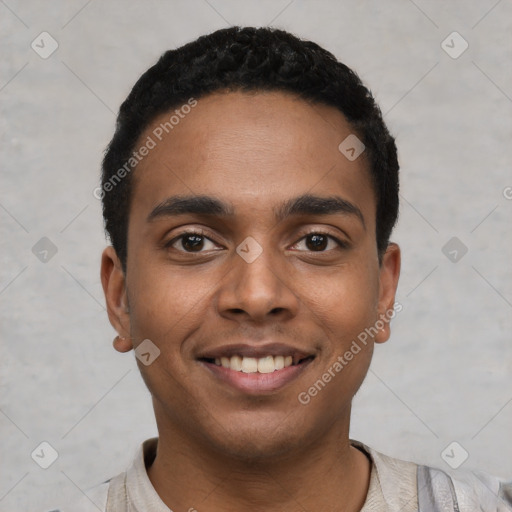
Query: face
101,90,400,460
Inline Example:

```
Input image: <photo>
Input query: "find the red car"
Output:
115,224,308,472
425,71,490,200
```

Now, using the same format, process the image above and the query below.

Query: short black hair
101,26,399,270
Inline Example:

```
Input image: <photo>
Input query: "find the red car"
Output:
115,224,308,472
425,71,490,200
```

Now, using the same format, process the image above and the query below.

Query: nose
216,242,300,324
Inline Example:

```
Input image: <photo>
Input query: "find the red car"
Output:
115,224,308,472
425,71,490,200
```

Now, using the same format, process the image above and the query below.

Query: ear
100,246,133,353
374,243,401,344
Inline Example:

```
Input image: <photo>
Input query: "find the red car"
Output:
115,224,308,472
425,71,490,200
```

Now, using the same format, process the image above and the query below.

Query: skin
101,90,400,511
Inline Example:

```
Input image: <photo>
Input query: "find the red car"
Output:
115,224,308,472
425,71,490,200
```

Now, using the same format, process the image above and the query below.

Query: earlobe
375,243,401,344
113,335,133,353
100,246,132,349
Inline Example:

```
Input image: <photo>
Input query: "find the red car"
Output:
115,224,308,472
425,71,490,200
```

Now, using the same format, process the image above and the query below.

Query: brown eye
181,234,205,252
306,234,328,251
292,232,345,252
166,232,220,253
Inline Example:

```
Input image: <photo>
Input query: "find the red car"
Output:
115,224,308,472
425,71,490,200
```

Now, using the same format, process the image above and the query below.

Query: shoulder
419,464,512,512
43,438,156,511
354,440,512,511
84,479,110,510
42,437,160,511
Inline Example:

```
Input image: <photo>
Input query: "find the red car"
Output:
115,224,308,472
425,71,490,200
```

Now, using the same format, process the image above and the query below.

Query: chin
217,435,301,463
205,414,311,463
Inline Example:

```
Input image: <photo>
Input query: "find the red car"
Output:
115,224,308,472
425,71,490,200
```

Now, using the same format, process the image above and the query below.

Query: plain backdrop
1,0,511,510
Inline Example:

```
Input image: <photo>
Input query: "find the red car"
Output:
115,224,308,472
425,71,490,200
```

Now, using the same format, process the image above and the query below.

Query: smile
198,345,315,393
205,354,314,374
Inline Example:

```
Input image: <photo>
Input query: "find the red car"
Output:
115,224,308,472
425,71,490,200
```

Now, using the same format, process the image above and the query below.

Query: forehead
131,90,375,226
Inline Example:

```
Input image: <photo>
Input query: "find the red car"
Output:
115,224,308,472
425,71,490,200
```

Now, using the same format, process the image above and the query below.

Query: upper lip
197,343,315,364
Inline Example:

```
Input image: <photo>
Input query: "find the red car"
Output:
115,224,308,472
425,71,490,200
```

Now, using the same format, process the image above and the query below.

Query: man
62,26,512,511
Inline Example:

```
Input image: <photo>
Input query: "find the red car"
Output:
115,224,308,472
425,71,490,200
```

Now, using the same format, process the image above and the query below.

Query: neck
147,416,370,512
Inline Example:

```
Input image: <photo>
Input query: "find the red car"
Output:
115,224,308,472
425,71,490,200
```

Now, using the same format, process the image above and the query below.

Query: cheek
298,268,377,413
126,268,206,404
126,263,212,346
301,261,380,340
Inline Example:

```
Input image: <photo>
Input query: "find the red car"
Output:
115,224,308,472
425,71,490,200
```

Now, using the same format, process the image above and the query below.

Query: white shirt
47,437,511,511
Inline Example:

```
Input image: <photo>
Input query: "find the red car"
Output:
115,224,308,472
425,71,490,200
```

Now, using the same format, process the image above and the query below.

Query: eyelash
165,228,348,253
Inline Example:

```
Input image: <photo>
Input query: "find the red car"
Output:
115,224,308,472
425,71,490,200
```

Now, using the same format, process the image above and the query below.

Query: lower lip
200,359,314,394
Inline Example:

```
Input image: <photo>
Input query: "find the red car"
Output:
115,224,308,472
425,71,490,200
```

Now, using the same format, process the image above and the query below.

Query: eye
291,232,347,252
165,230,347,254
166,231,221,253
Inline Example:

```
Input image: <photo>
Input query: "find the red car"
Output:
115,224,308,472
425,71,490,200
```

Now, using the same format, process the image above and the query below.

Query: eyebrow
147,194,365,228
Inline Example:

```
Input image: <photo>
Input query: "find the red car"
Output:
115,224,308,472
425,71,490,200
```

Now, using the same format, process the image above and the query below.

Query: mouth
197,344,316,394
200,354,315,374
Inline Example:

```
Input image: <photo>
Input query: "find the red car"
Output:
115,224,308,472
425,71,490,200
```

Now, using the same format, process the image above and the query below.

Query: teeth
230,355,242,371
212,354,297,373
274,355,284,370
257,356,275,374
241,357,258,373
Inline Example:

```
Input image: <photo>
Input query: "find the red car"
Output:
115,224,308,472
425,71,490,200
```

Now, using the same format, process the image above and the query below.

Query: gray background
1,0,511,510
